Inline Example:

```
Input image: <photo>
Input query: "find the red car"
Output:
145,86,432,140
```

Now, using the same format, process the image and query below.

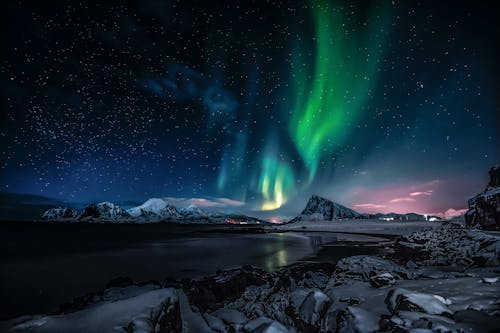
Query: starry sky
0,0,498,219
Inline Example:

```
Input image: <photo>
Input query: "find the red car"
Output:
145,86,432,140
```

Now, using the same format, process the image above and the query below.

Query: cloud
354,203,387,209
163,197,246,209
442,208,468,218
389,197,416,203
410,190,433,196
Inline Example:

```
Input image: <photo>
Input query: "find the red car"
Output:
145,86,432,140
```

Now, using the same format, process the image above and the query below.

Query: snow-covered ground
270,219,443,236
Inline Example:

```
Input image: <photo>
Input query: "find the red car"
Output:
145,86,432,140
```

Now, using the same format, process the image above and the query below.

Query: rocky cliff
465,166,500,230
300,195,361,220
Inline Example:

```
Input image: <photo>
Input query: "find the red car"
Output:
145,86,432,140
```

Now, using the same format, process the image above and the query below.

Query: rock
297,290,331,326
184,265,268,312
211,308,248,325
41,207,78,221
322,306,379,333
333,255,414,284
385,288,453,317
5,288,181,333
465,165,500,230
481,276,498,284
393,223,500,268
370,272,397,288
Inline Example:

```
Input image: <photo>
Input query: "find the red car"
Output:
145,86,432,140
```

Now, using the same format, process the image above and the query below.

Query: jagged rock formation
41,207,78,221
78,202,132,221
299,194,361,220
394,223,499,267
465,165,500,230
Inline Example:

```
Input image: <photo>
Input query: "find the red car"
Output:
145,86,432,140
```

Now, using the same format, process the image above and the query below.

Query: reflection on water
0,226,386,319
264,234,290,271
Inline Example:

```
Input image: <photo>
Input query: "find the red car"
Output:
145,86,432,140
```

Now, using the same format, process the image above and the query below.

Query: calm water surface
0,222,386,319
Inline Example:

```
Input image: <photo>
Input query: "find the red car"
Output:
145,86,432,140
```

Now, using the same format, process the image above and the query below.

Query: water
0,222,386,319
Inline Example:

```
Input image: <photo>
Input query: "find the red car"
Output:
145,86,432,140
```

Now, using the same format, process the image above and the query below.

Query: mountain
78,202,132,222
299,195,361,220
127,198,182,221
179,205,221,219
40,198,265,225
291,195,434,222
42,207,78,221
465,166,500,230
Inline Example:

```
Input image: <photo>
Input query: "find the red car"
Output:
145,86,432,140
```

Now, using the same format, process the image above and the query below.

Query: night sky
1,0,498,219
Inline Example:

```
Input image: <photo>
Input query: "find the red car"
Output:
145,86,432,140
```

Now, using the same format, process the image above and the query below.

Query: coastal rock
332,255,414,285
465,165,500,230
41,207,78,221
385,288,453,317
182,265,268,312
4,288,181,333
370,272,397,288
394,223,500,267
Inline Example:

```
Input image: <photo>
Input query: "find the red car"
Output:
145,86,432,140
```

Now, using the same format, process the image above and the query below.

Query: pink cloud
389,197,415,203
347,179,444,214
354,203,387,209
410,190,433,196
216,198,246,207
164,197,246,208
442,208,468,218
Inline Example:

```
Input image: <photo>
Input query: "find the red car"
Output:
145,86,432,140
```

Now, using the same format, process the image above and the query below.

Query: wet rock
385,288,453,317
393,223,500,268
184,265,268,312
322,306,380,333
370,272,397,288
211,308,248,325
333,256,414,285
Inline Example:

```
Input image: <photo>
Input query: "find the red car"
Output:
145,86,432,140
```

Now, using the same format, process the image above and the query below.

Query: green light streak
258,155,294,210
290,0,390,180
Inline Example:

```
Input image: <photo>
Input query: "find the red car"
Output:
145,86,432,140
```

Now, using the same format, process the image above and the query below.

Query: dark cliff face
300,195,360,220
301,195,336,220
488,166,500,187
465,166,500,230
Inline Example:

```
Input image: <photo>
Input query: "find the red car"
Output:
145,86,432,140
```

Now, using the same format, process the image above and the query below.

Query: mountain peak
300,195,360,220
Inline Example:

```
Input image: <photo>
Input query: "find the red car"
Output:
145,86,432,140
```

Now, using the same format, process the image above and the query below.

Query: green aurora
259,1,391,210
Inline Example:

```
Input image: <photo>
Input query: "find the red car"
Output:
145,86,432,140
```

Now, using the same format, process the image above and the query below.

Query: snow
5,288,177,333
272,219,443,235
128,198,169,217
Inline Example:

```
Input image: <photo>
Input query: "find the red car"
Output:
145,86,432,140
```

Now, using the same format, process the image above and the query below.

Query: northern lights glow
258,1,391,210
289,1,390,181
2,1,497,220
258,155,294,210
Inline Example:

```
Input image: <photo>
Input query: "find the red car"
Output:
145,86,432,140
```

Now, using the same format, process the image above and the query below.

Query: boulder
385,288,453,317
333,255,414,285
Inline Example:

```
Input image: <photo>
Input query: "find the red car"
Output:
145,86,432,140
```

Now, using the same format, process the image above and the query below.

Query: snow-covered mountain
299,195,361,220
291,195,433,222
127,198,182,221
40,198,264,224
78,202,132,221
41,207,78,221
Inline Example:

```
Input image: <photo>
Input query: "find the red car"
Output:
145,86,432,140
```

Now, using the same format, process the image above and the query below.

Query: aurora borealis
1,0,498,219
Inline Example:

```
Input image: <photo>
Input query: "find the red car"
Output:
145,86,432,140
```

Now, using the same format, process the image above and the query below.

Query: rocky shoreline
2,223,499,333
